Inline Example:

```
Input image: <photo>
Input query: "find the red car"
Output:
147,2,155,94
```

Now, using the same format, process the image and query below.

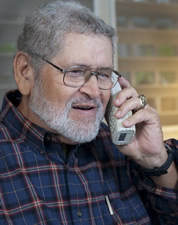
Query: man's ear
14,52,34,95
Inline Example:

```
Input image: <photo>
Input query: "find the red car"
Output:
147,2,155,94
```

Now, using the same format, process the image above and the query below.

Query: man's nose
79,75,101,98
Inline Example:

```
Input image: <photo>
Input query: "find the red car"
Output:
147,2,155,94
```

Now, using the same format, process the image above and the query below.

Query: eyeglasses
32,53,121,90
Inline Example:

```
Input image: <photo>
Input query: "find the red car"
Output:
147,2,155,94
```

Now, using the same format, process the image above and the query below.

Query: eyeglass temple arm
29,52,64,73
114,70,122,78
43,59,64,73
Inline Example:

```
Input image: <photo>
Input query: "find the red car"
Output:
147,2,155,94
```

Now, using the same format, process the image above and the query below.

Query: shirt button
77,210,82,217
40,150,45,155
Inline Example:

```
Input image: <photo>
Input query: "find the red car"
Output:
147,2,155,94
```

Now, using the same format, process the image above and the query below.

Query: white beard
29,79,104,143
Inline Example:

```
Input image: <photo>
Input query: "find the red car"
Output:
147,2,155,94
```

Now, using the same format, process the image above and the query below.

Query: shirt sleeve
130,138,178,225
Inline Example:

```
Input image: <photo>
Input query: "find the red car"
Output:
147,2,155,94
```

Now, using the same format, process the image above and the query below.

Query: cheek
41,75,64,101
43,79,77,108
41,67,66,101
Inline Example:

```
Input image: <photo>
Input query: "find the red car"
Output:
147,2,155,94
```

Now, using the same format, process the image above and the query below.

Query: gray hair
17,0,116,75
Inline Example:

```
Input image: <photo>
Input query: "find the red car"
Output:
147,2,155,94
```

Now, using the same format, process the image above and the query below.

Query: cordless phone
107,76,135,145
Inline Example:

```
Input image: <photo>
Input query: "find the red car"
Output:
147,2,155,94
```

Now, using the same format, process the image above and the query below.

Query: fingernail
123,120,129,126
115,99,120,105
116,110,121,117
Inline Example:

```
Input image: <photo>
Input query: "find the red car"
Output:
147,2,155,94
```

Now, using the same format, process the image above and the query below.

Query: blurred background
0,0,178,139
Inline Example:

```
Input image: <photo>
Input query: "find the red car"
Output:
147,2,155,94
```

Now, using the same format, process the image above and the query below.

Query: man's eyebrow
98,66,114,70
63,63,89,69
66,64,113,70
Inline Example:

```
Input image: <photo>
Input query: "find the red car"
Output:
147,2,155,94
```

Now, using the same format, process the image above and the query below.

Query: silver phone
107,76,135,145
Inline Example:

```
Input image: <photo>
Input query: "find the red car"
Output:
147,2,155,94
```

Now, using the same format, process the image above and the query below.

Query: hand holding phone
107,78,135,145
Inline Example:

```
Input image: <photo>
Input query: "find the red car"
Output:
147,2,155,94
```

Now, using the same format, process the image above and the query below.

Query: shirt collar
0,90,47,153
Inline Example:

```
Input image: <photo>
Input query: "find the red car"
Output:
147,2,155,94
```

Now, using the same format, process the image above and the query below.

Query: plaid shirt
0,90,178,225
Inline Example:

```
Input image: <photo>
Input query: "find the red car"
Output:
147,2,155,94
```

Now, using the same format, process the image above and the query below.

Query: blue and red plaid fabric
0,90,178,225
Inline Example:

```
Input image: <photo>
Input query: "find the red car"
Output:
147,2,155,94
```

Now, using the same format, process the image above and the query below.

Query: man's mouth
72,104,96,111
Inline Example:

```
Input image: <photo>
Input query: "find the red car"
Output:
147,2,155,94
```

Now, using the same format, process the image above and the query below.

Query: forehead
56,33,113,68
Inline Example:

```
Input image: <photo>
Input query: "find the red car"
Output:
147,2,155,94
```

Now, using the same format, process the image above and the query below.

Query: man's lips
72,104,97,111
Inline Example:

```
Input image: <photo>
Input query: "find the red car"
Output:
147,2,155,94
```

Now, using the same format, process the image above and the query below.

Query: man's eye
67,70,84,76
99,73,110,79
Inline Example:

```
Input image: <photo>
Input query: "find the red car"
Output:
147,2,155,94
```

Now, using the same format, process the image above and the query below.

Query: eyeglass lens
63,67,117,90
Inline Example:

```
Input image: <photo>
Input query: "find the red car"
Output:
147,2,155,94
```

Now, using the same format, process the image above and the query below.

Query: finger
122,105,158,128
113,86,138,107
114,95,144,118
118,76,132,88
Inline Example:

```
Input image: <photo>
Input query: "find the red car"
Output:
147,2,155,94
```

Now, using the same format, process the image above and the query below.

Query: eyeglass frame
29,52,122,90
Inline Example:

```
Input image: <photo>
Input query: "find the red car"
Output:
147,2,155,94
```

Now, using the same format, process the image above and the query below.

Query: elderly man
0,1,177,224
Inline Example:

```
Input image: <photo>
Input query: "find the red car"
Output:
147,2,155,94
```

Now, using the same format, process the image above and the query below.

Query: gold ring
138,94,147,110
